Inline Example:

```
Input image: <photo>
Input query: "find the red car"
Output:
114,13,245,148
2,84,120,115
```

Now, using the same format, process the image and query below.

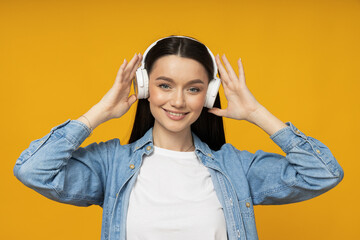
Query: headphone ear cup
135,68,149,99
204,77,221,108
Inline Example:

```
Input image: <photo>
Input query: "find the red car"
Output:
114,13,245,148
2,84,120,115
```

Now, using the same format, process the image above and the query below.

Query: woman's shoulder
208,143,256,168
78,137,136,163
214,143,253,156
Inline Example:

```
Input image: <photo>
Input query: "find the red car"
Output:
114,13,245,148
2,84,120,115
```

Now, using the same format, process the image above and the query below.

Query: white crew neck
153,145,196,159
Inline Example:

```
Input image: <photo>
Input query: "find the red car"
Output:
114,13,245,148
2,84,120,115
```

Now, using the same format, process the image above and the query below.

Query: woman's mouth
163,109,189,120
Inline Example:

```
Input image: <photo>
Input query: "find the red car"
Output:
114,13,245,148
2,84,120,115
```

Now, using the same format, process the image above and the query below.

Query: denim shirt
13,119,344,240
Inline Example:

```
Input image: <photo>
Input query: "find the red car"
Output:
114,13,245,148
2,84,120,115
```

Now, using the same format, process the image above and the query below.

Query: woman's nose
170,90,186,108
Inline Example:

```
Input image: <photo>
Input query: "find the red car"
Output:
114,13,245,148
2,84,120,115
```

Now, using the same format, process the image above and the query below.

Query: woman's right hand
77,53,142,131
97,53,142,121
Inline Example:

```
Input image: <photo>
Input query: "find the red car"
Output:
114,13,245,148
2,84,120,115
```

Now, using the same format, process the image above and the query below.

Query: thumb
208,107,227,117
127,94,137,106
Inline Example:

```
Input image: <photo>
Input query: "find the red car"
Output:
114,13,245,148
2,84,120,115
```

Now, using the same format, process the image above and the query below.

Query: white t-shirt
126,146,228,240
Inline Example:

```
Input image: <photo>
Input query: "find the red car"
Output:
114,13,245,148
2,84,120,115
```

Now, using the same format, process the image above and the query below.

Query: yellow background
1,0,359,239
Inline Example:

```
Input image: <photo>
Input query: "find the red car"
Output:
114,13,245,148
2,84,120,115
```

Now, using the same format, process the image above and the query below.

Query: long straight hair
129,36,225,150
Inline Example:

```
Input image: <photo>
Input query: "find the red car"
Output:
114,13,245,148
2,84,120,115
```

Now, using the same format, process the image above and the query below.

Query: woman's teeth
167,111,186,116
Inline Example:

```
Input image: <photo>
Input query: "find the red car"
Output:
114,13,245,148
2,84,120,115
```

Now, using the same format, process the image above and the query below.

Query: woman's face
148,54,209,135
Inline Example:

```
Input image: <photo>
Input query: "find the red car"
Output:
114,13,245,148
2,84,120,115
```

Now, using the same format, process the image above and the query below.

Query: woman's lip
163,108,189,114
163,108,189,120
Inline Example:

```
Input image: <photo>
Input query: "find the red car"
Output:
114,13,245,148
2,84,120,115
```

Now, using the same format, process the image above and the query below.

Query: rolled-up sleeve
239,121,344,205
14,119,117,207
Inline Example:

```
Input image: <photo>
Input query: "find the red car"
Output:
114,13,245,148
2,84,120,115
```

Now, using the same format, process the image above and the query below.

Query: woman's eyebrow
155,76,205,84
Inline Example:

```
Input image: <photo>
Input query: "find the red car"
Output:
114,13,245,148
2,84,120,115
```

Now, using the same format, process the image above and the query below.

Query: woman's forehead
150,55,208,82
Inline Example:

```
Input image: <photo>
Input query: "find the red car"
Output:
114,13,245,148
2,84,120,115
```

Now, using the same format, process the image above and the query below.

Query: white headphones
134,35,221,109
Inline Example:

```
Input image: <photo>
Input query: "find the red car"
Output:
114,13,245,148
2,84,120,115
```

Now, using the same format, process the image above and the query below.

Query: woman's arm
14,53,142,206
230,121,344,205
210,54,344,204
14,119,115,206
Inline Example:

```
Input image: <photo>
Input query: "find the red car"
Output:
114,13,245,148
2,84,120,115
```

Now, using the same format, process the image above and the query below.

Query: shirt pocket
238,197,255,218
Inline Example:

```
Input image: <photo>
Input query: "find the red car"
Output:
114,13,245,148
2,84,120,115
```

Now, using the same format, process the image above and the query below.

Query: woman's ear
147,77,151,102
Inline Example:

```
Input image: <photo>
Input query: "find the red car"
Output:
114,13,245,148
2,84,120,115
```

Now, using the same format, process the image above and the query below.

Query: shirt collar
132,127,214,159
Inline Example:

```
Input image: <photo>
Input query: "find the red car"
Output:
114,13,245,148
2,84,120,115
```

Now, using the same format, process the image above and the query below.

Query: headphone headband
139,35,219,81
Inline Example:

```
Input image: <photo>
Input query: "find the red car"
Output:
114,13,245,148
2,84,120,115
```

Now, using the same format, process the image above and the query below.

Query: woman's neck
152,123,194,152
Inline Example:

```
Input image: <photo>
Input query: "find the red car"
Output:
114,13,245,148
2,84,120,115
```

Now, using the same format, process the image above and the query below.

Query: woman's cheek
148,87,167,104
191,92,207,109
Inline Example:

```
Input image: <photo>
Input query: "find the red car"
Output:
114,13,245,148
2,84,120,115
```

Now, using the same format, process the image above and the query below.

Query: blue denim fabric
14,119,344,240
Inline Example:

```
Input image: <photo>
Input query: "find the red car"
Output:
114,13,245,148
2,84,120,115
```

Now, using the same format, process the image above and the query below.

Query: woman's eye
159,84,170,89
189,87,200,93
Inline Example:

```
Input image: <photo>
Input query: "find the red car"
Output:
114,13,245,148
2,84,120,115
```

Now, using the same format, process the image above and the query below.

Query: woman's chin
154,121,191,135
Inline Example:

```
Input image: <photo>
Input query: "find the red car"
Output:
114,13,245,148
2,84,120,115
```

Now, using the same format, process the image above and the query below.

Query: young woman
14,35,344,240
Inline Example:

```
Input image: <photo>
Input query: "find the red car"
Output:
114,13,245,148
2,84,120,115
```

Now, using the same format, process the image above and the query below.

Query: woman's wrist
247,105,287,136
76,103,111,131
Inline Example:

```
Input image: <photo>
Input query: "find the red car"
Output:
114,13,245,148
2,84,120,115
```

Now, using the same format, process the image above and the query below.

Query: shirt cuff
269,121,308,153
50,119,91,147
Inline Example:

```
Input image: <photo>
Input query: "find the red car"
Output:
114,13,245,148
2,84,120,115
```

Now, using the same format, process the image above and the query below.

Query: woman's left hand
208,54,263,122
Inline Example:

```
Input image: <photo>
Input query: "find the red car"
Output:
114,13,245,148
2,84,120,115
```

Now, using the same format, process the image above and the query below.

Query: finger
127,94,137,106
238,58,246,84
129,53,142,81
125,53,139,74
215,54,231,86
221,54,239,83
208,107,227,117
115,59,127,84
130,53,140,67
123,53,139,80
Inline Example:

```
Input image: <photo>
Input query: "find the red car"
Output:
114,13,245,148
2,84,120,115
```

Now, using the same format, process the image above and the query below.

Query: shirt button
129,164,135,169
246,202,251,208
207,153,212,157
146,146,152,151
316,149,321,154
295,130,301,134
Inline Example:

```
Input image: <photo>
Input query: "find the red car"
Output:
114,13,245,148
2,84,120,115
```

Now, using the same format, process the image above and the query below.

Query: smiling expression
148,54,209,135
